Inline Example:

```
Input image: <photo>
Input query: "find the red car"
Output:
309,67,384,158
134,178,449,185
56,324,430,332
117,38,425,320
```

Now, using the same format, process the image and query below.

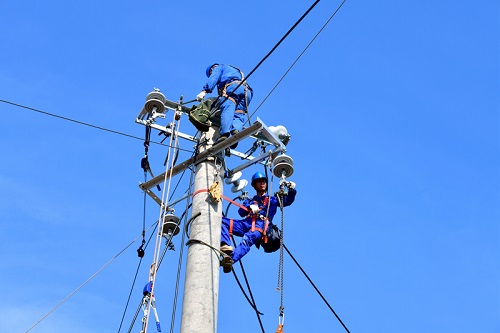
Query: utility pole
180,127,223,333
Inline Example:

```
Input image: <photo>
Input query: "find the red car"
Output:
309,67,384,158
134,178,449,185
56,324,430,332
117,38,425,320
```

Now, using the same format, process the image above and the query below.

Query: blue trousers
219,83,253,136
221,216,263,263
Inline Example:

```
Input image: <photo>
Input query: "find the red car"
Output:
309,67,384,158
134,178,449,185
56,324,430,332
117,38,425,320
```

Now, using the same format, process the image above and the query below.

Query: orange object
275,324,284,333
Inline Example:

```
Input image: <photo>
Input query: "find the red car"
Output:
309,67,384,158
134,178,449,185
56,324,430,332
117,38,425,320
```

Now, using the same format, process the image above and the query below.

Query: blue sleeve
283,189,296,207
202,65,223,93
238,199,251,217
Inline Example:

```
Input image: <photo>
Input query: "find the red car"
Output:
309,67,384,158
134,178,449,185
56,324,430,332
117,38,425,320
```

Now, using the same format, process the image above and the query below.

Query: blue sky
1,1,499,332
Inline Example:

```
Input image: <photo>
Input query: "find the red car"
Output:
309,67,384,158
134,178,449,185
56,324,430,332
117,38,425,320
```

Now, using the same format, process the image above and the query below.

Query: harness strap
193,188,269,242
220,80,248,104
221,194,250,212
263,220,269,243
192,188,210,197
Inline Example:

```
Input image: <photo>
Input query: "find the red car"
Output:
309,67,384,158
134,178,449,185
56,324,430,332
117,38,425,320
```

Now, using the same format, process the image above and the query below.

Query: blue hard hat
251,172,268,186
206,63,219,77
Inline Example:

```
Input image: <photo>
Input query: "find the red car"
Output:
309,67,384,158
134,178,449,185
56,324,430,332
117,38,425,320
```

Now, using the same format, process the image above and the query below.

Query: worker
220,172,296,263
196,63,253,147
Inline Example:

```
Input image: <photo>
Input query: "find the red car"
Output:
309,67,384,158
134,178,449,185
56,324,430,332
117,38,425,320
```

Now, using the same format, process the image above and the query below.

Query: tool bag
261,224,282,253
188,99,212,132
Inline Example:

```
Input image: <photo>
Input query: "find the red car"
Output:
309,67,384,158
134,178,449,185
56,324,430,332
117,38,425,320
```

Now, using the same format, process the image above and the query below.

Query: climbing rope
141,110,182,333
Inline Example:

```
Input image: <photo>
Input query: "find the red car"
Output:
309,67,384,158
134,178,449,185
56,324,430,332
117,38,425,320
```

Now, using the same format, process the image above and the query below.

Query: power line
283,244,351,333
0,99,192,152
24,224,156,333
251,0,348,118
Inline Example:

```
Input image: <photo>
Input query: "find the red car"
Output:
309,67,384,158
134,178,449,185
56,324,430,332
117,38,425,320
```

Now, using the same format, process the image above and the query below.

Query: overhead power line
251,0,348,118
284,244,351,333
0,99,191,151
24,223,157,333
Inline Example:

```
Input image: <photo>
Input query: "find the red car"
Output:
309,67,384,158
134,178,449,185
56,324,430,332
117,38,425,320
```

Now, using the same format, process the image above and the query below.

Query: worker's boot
221,255,234,273
214,133,229,146
229,130,239,149
220,244,234,255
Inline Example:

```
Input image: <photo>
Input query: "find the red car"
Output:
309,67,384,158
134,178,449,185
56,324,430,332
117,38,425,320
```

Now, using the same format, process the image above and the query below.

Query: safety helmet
251,172,268,187
206,63,219,77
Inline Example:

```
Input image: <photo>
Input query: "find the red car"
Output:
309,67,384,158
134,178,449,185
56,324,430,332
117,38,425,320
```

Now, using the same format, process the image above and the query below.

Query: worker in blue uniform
220,172,296,263
196,64,253,147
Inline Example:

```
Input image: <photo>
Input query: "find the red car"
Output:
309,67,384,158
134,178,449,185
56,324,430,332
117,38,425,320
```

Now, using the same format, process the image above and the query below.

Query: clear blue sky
1,1,499,332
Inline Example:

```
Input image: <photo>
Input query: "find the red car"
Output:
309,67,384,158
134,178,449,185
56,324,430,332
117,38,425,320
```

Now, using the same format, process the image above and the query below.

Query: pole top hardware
209,181,222,202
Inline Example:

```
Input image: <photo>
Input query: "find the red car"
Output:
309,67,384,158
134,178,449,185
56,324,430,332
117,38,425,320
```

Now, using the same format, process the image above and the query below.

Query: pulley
162,213,180,236
144,89,166,114
272,154,294,178
224,171,248,193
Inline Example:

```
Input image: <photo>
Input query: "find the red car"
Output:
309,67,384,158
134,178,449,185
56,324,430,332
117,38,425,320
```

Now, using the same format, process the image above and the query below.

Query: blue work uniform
221,189,296,262
202,64,253,136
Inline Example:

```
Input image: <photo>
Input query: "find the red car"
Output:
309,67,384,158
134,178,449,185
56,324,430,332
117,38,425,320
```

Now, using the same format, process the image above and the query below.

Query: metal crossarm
139,120,264,191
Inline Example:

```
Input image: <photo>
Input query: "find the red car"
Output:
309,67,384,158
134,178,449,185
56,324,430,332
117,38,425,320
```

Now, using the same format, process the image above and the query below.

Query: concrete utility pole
180,127,223,333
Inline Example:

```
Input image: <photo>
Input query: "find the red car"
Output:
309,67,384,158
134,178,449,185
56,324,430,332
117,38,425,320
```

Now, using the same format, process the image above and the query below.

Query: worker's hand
196,91,207,101
249,204,260,214
287,181,296,190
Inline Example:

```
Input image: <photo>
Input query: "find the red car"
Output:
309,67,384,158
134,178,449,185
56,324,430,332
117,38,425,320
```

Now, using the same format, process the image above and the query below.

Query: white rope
142,111,182,333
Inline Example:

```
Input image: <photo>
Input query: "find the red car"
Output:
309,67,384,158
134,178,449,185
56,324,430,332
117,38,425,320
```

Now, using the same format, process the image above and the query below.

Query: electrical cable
206,0,320,121
283,243,351,333
230,269,264,316
117,256,144,333
225,197,265,332
24,222,157,333
169,171,195,333
214,0,321,110
235,254,266,333
118,221,159,332
0,99,193,153
250,0,348,118
126,299,144,333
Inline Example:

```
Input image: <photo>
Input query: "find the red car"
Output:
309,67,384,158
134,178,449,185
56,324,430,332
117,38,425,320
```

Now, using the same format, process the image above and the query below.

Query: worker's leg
220,217,233,245
219,98,236,136
231,112,246,133
231,230,263,263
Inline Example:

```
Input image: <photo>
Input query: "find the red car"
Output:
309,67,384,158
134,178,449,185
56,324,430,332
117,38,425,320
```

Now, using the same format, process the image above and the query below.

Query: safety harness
218,66,253,114
228,195,271,244
192,188,270,243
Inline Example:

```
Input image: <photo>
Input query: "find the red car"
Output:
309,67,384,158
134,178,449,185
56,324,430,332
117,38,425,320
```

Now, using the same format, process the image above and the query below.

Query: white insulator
269,125,291,145
269,125,288,138
144,90,166,114
273,162,294,178
162,213,180,236
231,179,248,193
273,154,294,168
224,171,242,185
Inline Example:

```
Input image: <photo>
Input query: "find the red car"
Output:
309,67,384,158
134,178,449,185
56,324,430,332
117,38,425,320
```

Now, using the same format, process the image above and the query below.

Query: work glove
249,204,260,214
196,91,207,101
287,181,296,190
